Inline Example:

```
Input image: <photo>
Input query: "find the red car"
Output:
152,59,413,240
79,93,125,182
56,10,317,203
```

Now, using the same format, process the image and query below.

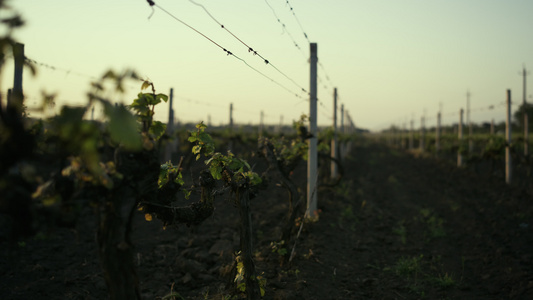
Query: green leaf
192,145,202,155
150,120,166,140
210,165,223,180
156,93,169,102
175,172,184,186
141,81,151,90
106,104,142,151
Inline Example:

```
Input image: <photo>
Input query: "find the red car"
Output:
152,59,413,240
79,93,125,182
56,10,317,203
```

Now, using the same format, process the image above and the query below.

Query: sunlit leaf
156,93,168,102
106,104,142,151
102,70,116,79
141,80,151,91
149,120,166,141
145,213,153,222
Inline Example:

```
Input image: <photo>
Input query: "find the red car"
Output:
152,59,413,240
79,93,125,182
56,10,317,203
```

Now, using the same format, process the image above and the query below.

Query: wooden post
490,119,494,135
506,89,512,184
306,43,318,219
331,88,338,179
458,109,464,167
436,112,441,155
8,43,24,115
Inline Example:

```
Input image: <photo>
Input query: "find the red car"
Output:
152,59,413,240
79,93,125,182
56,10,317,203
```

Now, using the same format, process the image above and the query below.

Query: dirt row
1,139,532,299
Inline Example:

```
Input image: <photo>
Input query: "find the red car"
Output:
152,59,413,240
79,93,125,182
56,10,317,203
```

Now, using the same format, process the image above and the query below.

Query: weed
161,283,184,300
270,241,287,256
392,220,407,245
338,205,357,230
33,231,48,241
335,180,353,198
433,273,455,289
418,208,446,240
394,255,423,279
449,201,461,212
387,175,398,184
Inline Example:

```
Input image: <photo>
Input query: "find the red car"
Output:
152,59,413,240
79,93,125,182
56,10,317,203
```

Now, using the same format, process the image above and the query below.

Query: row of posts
388,89,516,185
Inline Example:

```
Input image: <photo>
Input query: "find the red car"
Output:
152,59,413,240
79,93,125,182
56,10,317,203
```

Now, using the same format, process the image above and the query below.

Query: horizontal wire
189,0,337,101
24,57,97,80
187,0,308,94
230,53,305,99
148,0,305,100
264,0,306,58
285,0,310,44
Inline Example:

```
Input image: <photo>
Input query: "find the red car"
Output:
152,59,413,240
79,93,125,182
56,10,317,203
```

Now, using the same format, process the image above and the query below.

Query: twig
288,220,304,263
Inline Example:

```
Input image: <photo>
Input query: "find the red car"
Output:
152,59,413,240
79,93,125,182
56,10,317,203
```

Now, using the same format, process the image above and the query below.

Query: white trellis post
229,103,234,150
521,66,529,156
467,91,473,153
458,109,464,167
409,118,414,150
259,110,264,137
229,103,234,130
306,43,318,219
163,88,175,162
420,115,425,151
331,88,338,179
506,89,512,184
340,103,345,159
436,111,441,155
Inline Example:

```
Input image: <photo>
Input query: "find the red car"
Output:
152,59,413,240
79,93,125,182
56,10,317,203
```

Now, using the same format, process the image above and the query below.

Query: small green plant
418,208,446,240
393,220,407,244
433,272,455,289
338,205,357,230
161,282,184,300
387,175,398,184
234,254,266,297
394,255,423,279
270,240,288,256
189,122,261,186
335,180,353,198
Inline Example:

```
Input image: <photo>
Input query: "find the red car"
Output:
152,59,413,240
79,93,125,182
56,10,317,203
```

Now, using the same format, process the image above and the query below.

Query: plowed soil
2,139,533,299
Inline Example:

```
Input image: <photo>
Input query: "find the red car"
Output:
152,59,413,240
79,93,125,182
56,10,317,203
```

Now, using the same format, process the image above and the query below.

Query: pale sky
2,0,532,131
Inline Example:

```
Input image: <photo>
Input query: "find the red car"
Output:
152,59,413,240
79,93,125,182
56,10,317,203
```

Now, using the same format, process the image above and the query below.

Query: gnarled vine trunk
96,148,159,300
237,187,261,300
96,184,140,300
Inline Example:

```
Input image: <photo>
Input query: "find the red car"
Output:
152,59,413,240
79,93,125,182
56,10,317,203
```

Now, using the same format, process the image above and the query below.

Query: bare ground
1,139,533,299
